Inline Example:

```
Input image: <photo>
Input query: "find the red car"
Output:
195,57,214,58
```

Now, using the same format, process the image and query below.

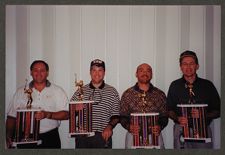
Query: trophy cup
69,74,95,137
177,83,211,143
12,79,42,147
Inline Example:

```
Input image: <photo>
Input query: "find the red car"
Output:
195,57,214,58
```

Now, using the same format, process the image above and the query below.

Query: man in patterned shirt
70,59,120,148
120,63,168,149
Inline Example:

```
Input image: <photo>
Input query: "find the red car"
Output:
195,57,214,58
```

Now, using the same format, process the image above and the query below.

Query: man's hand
102,125,113,142
129,124,140,135
152,125,161,136
35,111,52,120
178,116,188,126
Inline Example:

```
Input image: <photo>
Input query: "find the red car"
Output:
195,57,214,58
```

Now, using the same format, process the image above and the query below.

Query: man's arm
6,116,16,148
102,115,120,142
120,115,130,131
107,115,120,129
168,110,179,123
35,110,69,120
158,114,168,130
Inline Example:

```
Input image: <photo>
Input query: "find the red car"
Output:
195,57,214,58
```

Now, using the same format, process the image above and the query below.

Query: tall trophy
131,113,160,149
69,75,95,137
130,91,160,149
177,83,211,143
12,79,42,147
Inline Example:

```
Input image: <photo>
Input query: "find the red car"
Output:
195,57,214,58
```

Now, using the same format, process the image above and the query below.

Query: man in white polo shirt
6,60,69,148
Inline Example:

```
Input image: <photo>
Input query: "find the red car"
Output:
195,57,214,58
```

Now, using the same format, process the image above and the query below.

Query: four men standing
6,53,220,149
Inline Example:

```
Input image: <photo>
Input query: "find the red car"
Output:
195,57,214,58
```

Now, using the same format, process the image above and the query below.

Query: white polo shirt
7,82,69,133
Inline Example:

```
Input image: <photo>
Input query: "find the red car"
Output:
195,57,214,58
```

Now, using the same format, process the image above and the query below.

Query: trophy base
131,145,160,149
69,132,95,137
181,137,211,143
12,139,42,147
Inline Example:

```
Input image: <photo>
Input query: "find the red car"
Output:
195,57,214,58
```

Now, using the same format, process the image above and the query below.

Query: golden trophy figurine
74,73,84,101
24,79,33,109
75,79,84,101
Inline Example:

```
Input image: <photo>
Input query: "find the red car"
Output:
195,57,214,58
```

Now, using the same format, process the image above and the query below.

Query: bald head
136,63,152,72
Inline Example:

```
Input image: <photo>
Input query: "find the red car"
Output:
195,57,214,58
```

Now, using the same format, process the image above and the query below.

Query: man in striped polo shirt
70,59,120,148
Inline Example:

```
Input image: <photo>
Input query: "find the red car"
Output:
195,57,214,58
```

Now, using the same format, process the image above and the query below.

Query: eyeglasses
181,62,196,67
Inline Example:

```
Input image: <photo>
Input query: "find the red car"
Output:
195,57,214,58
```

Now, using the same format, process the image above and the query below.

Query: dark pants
38,128,61,148
17,128,61,149
75,132,112,148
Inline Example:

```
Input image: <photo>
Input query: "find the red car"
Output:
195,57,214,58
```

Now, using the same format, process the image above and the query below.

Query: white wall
5,5,221,149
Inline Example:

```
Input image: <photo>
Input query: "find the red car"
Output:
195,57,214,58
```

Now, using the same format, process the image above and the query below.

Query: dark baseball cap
90,59,105,70
179,50,199,65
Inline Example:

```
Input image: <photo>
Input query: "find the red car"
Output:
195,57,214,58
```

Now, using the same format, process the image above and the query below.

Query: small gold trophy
75,74,84,101
24,79,33,109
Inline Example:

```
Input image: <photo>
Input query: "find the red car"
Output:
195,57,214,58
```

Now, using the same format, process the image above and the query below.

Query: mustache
141,75,149,78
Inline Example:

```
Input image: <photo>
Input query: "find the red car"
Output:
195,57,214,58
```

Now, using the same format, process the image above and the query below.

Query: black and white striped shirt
70,81,120,132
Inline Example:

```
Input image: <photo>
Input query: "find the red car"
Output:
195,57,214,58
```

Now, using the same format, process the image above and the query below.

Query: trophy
177,83,211,143
69,74,95,137
177,104,211,143
131,113,160,149
130,92,160,149
12,79,42,147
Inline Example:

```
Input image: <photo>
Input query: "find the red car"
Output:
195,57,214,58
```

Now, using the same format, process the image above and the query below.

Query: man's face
90,66,105,85
30,62,48,84
180,56,199,78
136,64,152,84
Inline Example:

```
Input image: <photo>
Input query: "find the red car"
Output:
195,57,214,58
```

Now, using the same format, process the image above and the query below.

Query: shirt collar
133,82,153,93
181,75,199,85
89,80,105,89
29,80,51,88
